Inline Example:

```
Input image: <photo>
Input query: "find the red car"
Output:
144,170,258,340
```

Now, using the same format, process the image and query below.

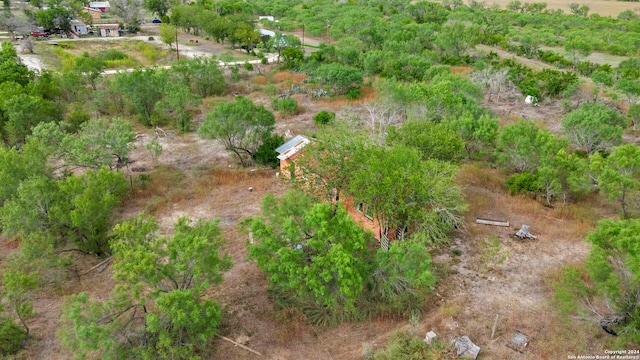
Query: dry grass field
482,0,640,17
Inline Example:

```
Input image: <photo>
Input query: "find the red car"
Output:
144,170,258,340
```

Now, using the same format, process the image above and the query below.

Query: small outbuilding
70,20,89,36
275,135,310,176
97,24,120,37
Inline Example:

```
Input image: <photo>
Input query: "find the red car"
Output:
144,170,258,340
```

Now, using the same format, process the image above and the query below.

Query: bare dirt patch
486,0,640,17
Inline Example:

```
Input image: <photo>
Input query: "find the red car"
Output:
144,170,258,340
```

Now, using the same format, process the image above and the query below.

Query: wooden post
491,314,499,339
302,23,305,47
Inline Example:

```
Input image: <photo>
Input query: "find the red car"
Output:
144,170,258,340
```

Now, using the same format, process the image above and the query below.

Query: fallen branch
81,256,113,276
215,334,262,356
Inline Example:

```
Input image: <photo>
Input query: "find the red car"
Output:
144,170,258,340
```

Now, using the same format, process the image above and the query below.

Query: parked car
30,31,49,38
151,19,161,23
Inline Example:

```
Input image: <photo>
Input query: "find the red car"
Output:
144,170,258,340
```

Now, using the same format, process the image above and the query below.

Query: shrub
271,97,298,115
313,110,335,126
0,316,27,356
345,86,362,99
253,132,284,168
506,171,539,196
264,83,279,96
96,49,129,61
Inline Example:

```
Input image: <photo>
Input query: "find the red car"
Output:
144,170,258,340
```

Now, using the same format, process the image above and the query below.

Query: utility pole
302,23,305,47
175,27,179,61
327,20,331,44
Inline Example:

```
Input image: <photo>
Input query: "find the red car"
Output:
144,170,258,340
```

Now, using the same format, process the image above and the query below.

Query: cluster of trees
60,215,231,359
0,41,239,357
198,96,284,167
494,99,640,214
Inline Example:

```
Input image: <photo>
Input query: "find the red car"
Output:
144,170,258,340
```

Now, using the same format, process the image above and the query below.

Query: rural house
276,135,397,247
82,7,102,19
89,1,111,12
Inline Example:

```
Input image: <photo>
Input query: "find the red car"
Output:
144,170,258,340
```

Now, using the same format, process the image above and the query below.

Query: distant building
97,24,119,37
70,20,88,35
82,7,102,19
89,1,111,12
259,29,276,38
276,135,310,176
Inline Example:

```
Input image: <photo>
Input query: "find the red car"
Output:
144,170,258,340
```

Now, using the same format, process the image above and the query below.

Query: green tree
350,145,466,243
247,191,372,318
562,102,626,155
496,119,566,173
31,117,136,171
3,93,63,146
253,132,284,168
292,124,368,204
144,0,173,17
60,215,232,359
434,20,481,59
159,23,177,50
155,81,201,132
441,113,499,159
313,63,363,95
198,96,275,166
387,120,464,162
1,270,37,338
281,47,304,70
569,3,589,17
74,52,105,90
0,43,33,87
0,168,128,255
170,56,226,97
115,68,166,126
564,37,593,67
269,32,302,62
584,219,640,340
34,6,74,32
369,237,436,314
0,142,47,205
590,144,640,217
53,168,129,254
536,149,590,205
617,79,640,107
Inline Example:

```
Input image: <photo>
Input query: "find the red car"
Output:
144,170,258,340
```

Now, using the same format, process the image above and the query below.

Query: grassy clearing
33,39,169,70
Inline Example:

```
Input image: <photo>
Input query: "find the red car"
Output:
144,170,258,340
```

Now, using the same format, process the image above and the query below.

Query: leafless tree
110,0,142,32
21,37,35,53
0,15,34,41
471,67,511,101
